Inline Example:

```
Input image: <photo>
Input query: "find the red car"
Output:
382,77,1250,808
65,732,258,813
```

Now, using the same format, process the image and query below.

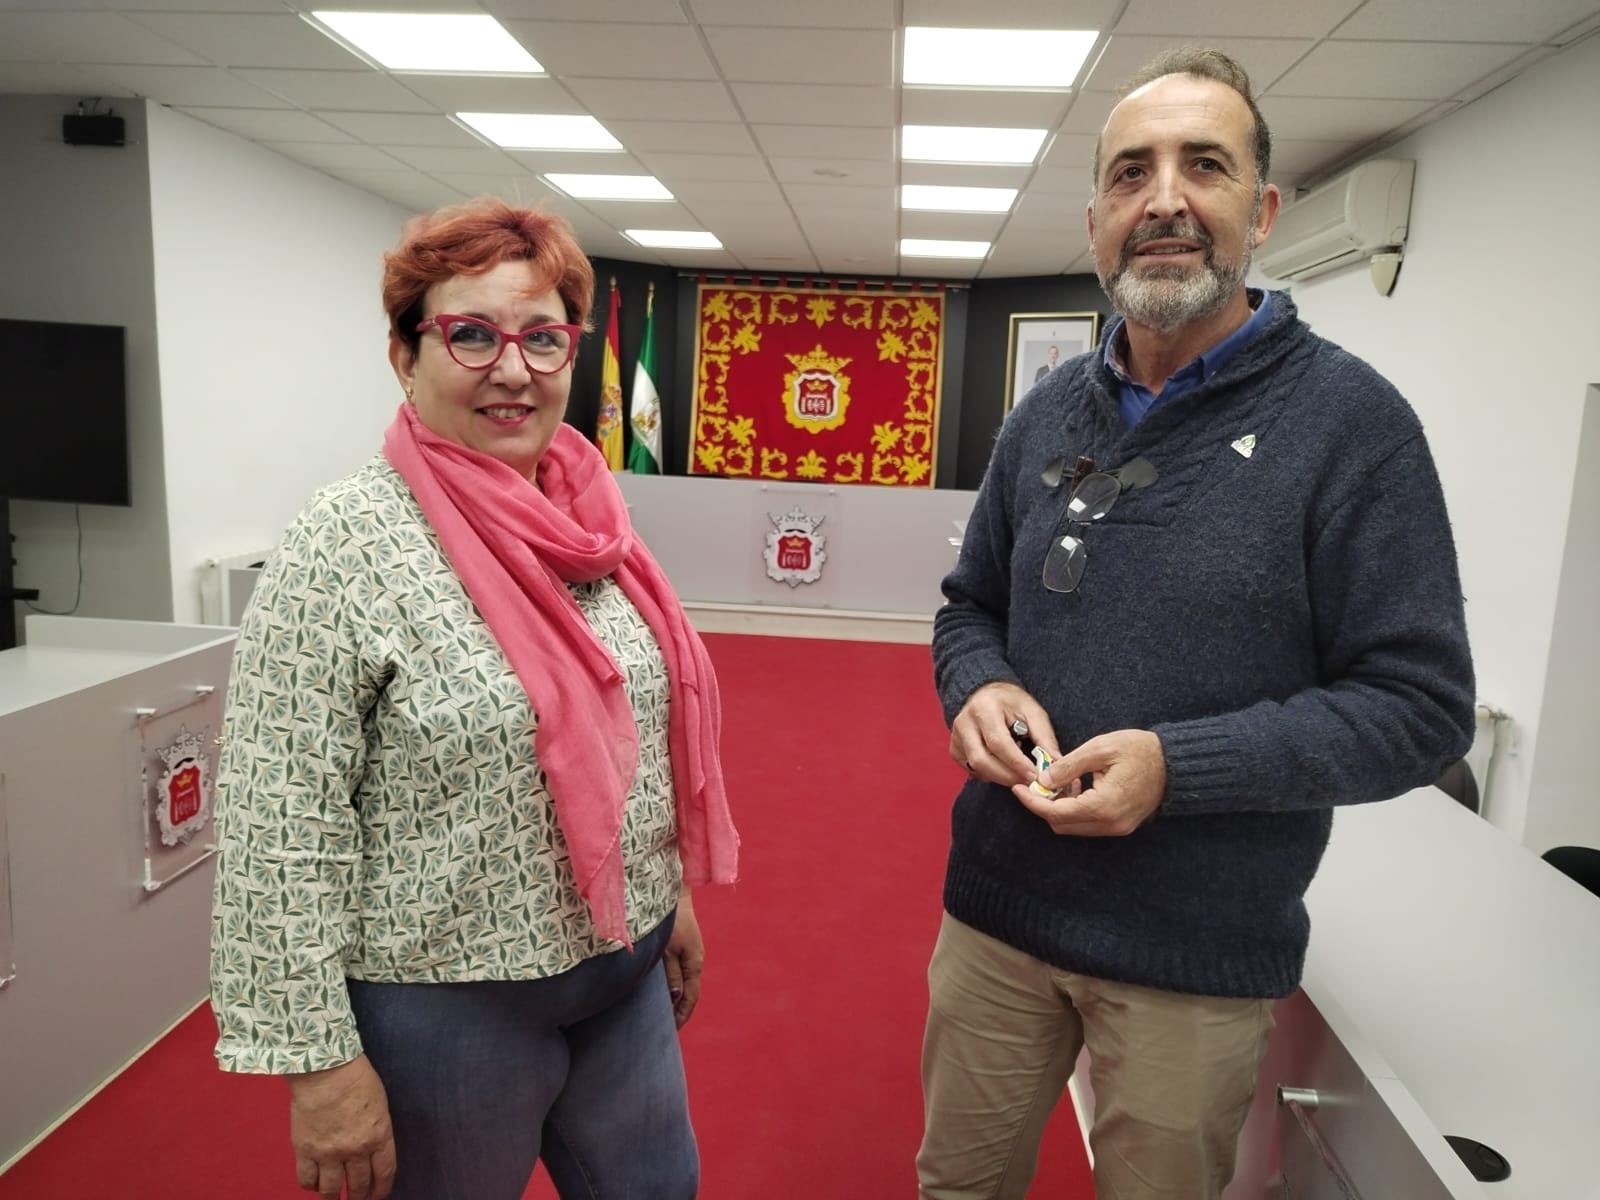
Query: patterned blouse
210,456,681,1074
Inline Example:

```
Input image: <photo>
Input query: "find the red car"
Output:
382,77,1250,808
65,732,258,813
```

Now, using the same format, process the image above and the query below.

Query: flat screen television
0,317,131,506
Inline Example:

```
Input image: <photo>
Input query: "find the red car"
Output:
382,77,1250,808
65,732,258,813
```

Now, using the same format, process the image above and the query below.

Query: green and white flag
627,281,662,474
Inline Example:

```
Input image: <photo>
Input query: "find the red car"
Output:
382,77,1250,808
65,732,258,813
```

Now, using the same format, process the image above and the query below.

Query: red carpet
0,634,1092,1198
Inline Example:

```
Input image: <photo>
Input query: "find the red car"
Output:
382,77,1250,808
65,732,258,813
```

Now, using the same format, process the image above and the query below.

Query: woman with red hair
209,198,738,1200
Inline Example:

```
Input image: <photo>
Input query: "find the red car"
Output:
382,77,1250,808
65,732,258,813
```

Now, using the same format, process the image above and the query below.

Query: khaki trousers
917,914,1274,1200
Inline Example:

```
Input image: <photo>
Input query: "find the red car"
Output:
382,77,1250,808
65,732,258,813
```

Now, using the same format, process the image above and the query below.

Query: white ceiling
3,0,1598,280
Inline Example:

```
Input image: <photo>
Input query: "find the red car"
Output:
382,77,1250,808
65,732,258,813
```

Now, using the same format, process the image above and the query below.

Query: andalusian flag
627,281,662,474
595,278,624,469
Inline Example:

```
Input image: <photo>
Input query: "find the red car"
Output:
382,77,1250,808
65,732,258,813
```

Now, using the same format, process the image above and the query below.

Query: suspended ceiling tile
232,69,439,113
127,13,365,70
1255,95,1433,141
381,144,522,172
607,120,758,155
558,198,697,226
0,62,107,94
899,162,1032,188
1040,132,1100,170
731,82,896,127
703,27,894,86
752,124,893,161
317,110,489,146
667,180,788,207
1271,40,1529,101
503,20,719,80
1336,0,1600,43
486,0,690,21
637,151,775,182
563,78,741,122
394,74,586,115
0,11,207,65
500,148,648,174
428,172,562,206
901,88,1071,128
782,183,895,211
903,0,1122,28
1082,35,1316,92
73,64,284,108
898,255,985,279
175,105,352,141
689,0,896,29
1058,90,1118,134
1112,0,1365,39
770,156,897,186
1007,189,1088,230
899,210,1006,239
260,140,413,171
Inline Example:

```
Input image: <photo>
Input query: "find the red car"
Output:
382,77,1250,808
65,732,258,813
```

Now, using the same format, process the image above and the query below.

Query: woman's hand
287,1054,397,1200
663,891,704,1028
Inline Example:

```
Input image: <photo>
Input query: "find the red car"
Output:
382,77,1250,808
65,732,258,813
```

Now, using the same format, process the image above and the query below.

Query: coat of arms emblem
154,724,212,846
764,506,827,587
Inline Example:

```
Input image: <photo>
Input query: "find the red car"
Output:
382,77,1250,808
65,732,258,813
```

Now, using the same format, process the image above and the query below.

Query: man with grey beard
918,47,1475,1200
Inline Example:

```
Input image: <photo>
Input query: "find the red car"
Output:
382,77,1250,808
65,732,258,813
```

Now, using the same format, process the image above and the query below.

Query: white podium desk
1294,786,1600,1199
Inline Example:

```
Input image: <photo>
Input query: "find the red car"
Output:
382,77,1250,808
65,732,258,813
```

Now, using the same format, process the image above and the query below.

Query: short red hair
381,197,596,349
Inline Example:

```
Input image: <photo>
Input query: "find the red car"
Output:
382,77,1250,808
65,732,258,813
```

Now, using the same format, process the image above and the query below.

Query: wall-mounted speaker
62,113,125,146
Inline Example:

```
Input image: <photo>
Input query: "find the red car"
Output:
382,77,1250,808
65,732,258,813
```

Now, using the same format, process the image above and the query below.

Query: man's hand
287,1054,396,1200
949,682,1059,787
1013,729,1167,836
663,891,704,1028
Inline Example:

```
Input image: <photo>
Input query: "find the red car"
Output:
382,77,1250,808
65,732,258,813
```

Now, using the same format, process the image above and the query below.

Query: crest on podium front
764,506,827,587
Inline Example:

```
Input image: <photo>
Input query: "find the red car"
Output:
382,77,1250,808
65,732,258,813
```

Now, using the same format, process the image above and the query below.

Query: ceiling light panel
900,238,991,258
308,12,543,74
904,26,1098,88
901,184,1018,213
626,230,723,249
544,174,674,201
456,113,621,151
902,125,1047,164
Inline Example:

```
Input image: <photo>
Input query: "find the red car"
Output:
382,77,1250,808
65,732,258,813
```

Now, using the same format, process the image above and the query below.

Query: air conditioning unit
1257,159,1414,283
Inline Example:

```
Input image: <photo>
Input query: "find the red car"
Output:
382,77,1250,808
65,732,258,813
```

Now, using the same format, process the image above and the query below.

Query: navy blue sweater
934,293,1475,999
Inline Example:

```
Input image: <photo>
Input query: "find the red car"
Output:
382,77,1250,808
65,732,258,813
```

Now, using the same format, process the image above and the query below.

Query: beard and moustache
1097,208,1258,333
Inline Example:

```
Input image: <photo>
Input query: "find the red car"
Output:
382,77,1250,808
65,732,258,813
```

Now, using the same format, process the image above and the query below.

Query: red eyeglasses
417,313,582,374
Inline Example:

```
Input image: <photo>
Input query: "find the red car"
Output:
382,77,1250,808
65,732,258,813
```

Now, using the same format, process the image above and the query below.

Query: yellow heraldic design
833,452,864,483
795,450,829,479
783,345,853,434
760,448,790,478
872,423,903,453
806,297,836,327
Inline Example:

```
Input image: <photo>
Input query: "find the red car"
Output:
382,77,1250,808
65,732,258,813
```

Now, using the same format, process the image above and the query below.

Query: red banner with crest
689,282,943,486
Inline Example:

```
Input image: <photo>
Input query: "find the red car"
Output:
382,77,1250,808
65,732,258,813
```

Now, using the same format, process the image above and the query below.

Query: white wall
144,104,412,624
0,95,173,631
1281,33,1600,849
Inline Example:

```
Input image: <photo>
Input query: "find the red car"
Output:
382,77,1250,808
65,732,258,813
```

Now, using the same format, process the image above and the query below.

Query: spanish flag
595,278,624,469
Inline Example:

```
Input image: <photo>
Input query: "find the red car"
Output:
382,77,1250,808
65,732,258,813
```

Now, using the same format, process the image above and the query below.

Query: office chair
1541,846,1600,900
1433,758,1480,814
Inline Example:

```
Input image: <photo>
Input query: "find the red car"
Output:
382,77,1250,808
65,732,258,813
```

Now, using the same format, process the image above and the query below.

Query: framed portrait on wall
1004,312,1102,414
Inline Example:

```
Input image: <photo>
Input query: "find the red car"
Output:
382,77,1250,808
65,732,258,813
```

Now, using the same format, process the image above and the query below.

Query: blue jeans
346,916,697,1199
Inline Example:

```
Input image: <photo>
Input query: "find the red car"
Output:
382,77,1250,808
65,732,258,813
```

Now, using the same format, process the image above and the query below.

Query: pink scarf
383,404,738,944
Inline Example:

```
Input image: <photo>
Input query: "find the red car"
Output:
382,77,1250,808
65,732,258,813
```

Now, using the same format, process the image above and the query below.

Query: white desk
1073,785,1598,1198
0,616,236,1169
1298,786,1600,1199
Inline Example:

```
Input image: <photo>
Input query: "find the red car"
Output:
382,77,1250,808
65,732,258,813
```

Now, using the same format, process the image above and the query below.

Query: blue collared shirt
1106,289,1272,427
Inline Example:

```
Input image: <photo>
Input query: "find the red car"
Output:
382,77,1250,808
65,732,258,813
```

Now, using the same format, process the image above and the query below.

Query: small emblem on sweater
1230,434,1257,458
